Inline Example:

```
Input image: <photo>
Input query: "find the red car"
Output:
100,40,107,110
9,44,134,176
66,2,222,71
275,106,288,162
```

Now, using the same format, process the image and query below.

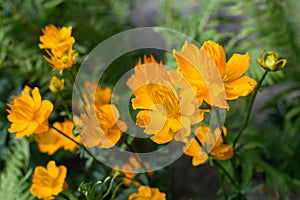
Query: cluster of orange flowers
5,24,261,199
127,40,257,167
39,25,78,73
6,25,81,199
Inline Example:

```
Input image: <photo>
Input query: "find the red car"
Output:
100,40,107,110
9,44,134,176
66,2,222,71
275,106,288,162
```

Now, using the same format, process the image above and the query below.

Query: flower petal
224,53,250,82
192,153,209,166
150,120,175,144
131,94,154,110
224,76,257,100
47,161,59,179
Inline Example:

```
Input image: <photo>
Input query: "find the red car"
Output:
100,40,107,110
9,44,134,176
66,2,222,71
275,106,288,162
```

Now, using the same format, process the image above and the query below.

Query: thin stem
51,125,81,146
58,93,71,118
212,159,240,191
51,125,99,162
216,167,228,200
67,69,87,106
192,132,239,191
233,71,269,148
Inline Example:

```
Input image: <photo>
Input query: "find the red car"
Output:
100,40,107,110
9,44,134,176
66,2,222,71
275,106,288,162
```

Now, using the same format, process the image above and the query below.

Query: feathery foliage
0,138,34,200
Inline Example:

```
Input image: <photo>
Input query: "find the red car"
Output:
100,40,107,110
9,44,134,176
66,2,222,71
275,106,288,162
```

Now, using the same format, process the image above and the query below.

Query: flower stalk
233,70,269,148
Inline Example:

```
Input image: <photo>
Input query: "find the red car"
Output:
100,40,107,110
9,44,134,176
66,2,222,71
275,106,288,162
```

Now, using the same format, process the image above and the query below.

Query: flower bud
49,76,64,93
257,51,287,71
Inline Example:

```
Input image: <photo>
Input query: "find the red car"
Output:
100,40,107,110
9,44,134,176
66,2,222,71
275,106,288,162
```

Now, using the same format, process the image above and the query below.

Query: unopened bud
49,76,64,93
257,51,287,71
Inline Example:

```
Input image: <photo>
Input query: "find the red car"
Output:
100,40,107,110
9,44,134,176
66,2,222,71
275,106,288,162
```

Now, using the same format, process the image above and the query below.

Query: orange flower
30,161,67,200
7,87,53,139
184,126,233,166
173,41,257,108
127,55,206,144
127,55,163,97
128,185,166,200
39,25,78,73
83,81,112,106
43,48,78,72
34,119,81,155
34,129,62,155
49,76,64,93
39,25,75,52
56,119,81,152
75,104,127,148
120,156,154,187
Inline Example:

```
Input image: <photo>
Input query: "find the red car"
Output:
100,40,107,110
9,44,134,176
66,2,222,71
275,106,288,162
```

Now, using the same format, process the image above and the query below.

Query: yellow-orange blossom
184,126,233,166
127,55,206,144
39,25,78,72
34,119,81,155
30,161,67,200
128,185,166,200
173,40,257,108
7,87,53,139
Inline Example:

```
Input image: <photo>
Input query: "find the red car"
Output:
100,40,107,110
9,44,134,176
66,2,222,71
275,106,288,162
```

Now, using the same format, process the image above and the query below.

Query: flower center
146,83,180,118
40,172,54,187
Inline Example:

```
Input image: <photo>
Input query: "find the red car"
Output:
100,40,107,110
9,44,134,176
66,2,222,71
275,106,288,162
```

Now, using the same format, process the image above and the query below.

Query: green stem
57,93,71,118
212,159,240,191
66,69,87,106
110,181,123,200
51,125,99,162
233,71,269,148
192,133,240,192
216,167,228,200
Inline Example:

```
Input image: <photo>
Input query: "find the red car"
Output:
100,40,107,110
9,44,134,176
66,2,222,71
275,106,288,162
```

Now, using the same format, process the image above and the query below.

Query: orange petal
150,120,175,144
47,161,59,178
224,76,257,100
224,53,250,82
136,110,151,127
184,139,201,157
192,153,209,166
143,111,166,135
30,184,52,199
32,87,42,107
131,94,154,110
201,40,226,77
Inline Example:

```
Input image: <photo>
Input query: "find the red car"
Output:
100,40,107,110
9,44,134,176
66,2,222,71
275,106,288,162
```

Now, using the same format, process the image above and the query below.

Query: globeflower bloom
7,87,53,139
34,119,81,155
39,25,78,73
127,55,205,144
128,185,166,200
30,160,67,200
173,41,257,108
184,126,233,166
74,104,127,148
120,156,154,187
39,25,75,52
83,81,112,106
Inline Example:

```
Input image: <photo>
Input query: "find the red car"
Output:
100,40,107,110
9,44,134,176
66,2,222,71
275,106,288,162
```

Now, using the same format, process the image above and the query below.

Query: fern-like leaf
0,138,34,200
